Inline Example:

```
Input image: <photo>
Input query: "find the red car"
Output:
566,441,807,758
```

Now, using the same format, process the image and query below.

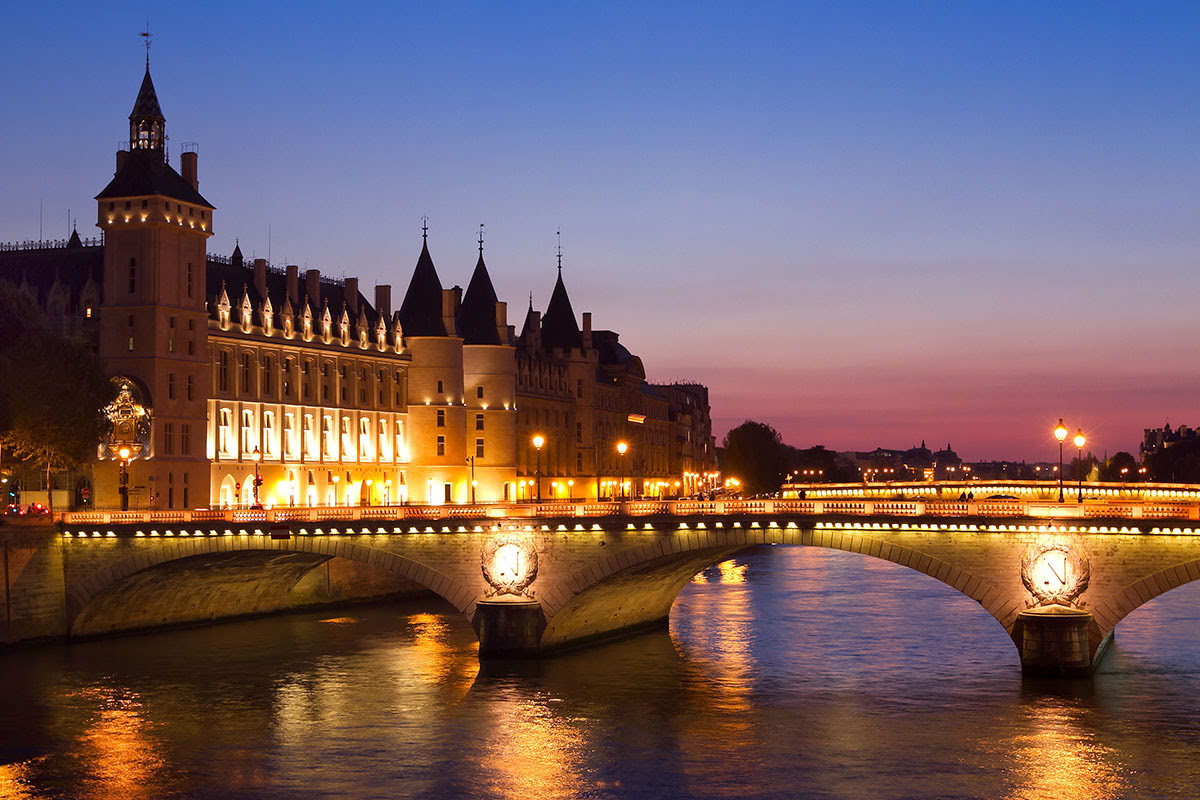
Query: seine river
2,545,1199,799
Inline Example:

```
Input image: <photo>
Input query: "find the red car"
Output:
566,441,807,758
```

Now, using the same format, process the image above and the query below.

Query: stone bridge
5,500,1200,675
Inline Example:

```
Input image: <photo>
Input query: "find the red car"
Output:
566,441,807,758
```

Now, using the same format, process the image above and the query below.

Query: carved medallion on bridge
1021,540,1090,608
481,535,539,598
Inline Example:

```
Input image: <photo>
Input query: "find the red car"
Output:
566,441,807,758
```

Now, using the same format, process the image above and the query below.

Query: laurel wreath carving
480,534,538,598
1020,542,1090,608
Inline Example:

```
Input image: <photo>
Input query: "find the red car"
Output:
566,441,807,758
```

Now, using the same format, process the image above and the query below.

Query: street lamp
1073,429,1086,503
532,435,545,503
1054,419,1068,502
251,447,263,508
466,456,476,503
118,446,131,511
616,441,628,501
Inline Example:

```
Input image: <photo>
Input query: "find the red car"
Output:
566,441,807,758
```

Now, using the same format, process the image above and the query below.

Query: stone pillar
472,598,546,659
1015,605,1093,676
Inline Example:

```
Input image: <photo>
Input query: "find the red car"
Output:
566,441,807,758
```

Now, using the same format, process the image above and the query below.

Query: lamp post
1074,429,1086,503
467,456,476,503
1054,419,1068,502
617,441,628,501
118,446,131,511
532,435,545,503
251,447,263,509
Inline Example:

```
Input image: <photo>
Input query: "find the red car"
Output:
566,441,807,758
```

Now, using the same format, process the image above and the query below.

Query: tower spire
140,25,152,70
421,215,428,242
478,223,485,256
556,228,562,273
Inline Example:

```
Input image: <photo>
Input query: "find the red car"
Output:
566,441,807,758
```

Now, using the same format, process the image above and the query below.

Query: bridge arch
1089,559,1200,646
67,537,475,637
537,526,1011,652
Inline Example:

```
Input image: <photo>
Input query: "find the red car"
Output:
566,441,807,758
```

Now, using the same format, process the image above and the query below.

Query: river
2,545,1198,799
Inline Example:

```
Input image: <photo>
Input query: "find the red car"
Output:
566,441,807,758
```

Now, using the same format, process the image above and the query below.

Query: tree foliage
1148,440,1200,484
719,420,791,496
1100,451,1139,482
0,282,111,513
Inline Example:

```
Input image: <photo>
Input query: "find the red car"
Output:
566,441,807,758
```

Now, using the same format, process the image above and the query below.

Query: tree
1147,440,1200,484
0,284,111,516
719,420,790,496
1100,451,1139,482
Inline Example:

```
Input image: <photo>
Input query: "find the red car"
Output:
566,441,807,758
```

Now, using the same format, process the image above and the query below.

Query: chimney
286,264,299,307
115,150,129,173
305,269,320,307
495,301,508,343
582,311,592,350
344,277,359,316
375,284,391,320
442,286,462,335
253,258,267,299
181,151,198,191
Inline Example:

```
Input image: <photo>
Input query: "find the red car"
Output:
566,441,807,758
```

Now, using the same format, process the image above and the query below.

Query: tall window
437,380,444,394
283,358,293,398
340,417,352,459
186,263,193,299
437,409,445,428
168,317,175,353
218,352,229,392
262,357,274,397
187,375,194,401
436,435,445,456
322,416,333,458
263,411,276,457
163,423,174,454
475,438,484,458
219,409,232,454
241,354,252,395
378,420,390,460
167,373,175,400
284,413,296,459
359,368,368,403
359,418,370,459
241,410,254,452
477,385,484,399
181,423,191,455
475,413,484,431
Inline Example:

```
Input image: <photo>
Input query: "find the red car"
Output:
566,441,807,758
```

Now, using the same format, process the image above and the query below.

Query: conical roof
129,68,165,122
456,253,501,345
398,239,447,336
540,269,582,350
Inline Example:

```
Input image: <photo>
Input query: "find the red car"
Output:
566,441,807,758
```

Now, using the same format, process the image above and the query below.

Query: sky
1,1,1197,461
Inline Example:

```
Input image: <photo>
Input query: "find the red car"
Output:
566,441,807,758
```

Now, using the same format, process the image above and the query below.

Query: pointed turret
398,235,447,336
457,250,502,345
541,268,582,350
231,240,243,268
66,228,82,248
129,68,166,157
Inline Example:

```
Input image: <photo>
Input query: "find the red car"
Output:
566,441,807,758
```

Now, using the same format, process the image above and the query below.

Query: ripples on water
2,545,1199,799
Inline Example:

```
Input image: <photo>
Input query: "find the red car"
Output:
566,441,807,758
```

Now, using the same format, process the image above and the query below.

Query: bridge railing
57,497,1200,526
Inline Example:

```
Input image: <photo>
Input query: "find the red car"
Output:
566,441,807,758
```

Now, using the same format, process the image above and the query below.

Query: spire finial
478,223,485,256
529,291,534,310
421,216,428,241
556,228,563,273
140,24,152,70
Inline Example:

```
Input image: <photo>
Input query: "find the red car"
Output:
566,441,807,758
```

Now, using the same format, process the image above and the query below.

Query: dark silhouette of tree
786,445,858,483
0,283,111,516
719,420,790,496
1148,440,1200,484
1100,451,1139,482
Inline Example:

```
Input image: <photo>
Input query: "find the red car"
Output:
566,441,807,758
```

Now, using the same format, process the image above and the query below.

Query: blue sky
2,1,1197,458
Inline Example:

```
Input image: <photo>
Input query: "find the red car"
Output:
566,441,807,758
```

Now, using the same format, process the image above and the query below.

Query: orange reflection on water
1004,701,1127,800
73,686,167,800
0,758,43,799
477,694,587,800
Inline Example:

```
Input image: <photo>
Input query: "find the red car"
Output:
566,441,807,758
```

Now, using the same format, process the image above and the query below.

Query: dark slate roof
231,242,243,267
130,69,165,122
540,269,582,350
0,243,103,312
95,149,213,207
205,252,381,329
398,240,447,337
518,297,538,342
456,253,502,345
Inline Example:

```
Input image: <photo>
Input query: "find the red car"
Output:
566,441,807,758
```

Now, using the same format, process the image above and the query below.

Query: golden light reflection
477,694,587,800
73,685,167,800
1004,701,1127,800
0,758,43,800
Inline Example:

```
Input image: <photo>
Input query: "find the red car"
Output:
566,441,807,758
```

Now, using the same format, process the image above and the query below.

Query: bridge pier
472,598,546,659
1014,606,1094,676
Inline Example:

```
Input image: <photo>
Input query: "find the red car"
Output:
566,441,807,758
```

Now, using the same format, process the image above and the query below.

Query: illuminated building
0,62,711,509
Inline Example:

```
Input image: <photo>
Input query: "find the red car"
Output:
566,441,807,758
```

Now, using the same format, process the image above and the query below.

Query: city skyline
2,2,1197,460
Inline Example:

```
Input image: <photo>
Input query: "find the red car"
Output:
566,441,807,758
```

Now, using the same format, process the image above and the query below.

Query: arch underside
541,530,1015,653
1087,558,1200,650
68,541,469,638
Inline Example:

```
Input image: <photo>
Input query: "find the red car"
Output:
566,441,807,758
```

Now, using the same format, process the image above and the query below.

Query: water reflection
2,549,1200,798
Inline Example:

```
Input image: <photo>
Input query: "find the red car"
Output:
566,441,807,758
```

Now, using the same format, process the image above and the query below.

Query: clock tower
95,65,214,509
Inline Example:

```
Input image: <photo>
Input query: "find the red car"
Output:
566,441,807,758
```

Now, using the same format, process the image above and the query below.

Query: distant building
1140,423,1197,462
